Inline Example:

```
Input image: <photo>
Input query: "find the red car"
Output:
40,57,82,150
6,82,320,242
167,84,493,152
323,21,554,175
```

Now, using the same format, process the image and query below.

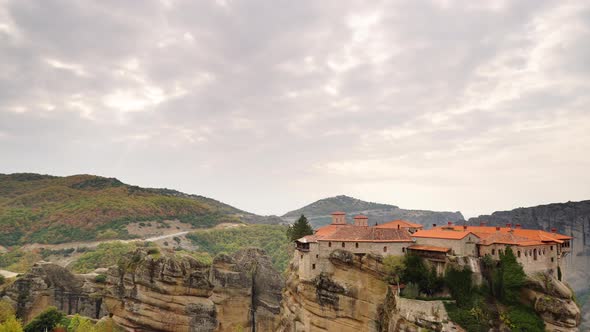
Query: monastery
295,212,572,281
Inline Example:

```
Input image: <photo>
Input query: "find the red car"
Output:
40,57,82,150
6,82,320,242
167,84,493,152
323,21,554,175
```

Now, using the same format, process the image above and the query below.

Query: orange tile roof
407,245,451,253
354,215,368,219
331,211,346,215
299,224,413,243
412,229,478,240
432,225,572,246
376,220,423,229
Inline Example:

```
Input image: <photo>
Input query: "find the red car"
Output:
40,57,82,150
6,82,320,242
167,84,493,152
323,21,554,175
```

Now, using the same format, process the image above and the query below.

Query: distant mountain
283,195,464,228
0,173,280,246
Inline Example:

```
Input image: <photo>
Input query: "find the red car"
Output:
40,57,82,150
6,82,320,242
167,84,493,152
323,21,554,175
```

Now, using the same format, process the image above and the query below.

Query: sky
1,0,589,218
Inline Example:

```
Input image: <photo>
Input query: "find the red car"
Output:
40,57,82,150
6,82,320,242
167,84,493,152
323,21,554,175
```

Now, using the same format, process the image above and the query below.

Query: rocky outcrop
2,248,283,332
1,262,107,323
277,251,458,332
522,273,581,331
104,248,283,332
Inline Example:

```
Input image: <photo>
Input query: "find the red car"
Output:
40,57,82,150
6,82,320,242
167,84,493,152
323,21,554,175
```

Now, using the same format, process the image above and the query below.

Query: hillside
0,173,279,246
283,195,464,227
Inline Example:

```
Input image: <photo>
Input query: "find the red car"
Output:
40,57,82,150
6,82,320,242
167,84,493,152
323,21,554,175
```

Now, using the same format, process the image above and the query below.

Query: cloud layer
1,0,589,216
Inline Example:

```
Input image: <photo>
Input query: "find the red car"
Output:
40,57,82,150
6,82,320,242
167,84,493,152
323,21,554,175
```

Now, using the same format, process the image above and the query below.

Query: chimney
506,223,512,229
354,215,368,227
432,223,437,228
480,222,487,227
515,224,521,229
496,226,501,232
397,224,400,230
448,221,453,226
463,225,468,231
551,228,557,233
331,211,346,225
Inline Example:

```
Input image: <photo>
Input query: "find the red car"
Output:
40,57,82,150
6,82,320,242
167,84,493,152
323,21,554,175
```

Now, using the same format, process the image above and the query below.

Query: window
312,264,316,270
300,255,303,259
342,242,345,248
328,242,332,247
550,246,553,251
551,257,554,262
316,254,319,258
517,251,521,258
402,247,405,253
492,249,495,255
383,246,387,253
355,242,359,248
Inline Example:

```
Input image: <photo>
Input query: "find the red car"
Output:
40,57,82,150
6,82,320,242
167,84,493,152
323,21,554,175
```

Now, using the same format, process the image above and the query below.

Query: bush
504,305,545,332
0,275,5,286
0,315,23,332
23,307,65,332
94,274,107,283
444,302,489,332
445,266,474,307
402,282,420,299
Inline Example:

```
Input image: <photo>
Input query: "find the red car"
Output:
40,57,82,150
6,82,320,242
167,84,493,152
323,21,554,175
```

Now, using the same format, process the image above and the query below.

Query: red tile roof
425,225,572,246
331,211,346,215
376,220,423,229
407,245,451,253
354,215,368,219
412,229,479,240
298,224,413,243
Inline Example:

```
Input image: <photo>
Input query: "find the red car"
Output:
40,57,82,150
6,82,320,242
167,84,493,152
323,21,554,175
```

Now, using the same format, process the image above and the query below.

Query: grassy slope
0,173,250,246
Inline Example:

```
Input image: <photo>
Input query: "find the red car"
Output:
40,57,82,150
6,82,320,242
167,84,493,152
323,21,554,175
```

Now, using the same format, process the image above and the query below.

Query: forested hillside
0,173,272,246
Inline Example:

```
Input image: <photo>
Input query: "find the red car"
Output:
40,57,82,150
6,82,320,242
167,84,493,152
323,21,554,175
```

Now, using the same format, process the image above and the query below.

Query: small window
328,242,332,247
383,246,387,253
402,247,405,253
312,264,316,270
355,242,359,248
517,251,521,258
342,242,345,248
550,246,553,251
492,249,495,255
551,257,554,262
316,254,319,258
300,255,303,259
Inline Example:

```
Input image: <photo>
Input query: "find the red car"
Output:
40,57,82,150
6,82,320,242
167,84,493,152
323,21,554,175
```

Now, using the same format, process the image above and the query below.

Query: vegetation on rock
187,224,291,271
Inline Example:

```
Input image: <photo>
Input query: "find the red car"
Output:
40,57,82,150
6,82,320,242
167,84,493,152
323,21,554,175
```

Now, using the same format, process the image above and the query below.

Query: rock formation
2,248,283,332
277,250,459,332
1,262,107,323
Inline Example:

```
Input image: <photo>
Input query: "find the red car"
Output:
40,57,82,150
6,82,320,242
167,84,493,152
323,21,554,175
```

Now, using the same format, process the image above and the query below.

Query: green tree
498,247,526,303
68,314,95,332
286,215,314,242
0,300,15,323
445,266,474,308
23,306,65,332
0,315,23,332
383,255,405,289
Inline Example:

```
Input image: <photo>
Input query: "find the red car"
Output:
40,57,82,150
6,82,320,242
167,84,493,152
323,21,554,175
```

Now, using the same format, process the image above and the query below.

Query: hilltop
0,173,280,246
283,194,464,227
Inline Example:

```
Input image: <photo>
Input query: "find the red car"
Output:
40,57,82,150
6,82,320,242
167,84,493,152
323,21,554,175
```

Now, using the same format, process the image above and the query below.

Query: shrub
402,282,420,299
0,315,23,332
94,274,107,283
0,300,16,323
0,275,5,286
445,266,474,307
23,307,65,332
505,305,545,332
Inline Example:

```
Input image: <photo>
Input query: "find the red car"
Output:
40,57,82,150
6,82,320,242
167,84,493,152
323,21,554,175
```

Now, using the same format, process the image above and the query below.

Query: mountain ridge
283,194,464,227
0,173,280,246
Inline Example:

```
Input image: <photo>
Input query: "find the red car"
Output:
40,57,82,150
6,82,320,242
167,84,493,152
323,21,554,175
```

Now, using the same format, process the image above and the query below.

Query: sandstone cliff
277,250,459,332
2,248,284,332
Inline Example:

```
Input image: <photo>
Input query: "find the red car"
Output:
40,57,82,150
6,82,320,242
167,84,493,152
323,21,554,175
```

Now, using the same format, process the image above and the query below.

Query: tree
499,247,526,303
383,255,405,291
0,315,23,332
445,266,474,308
68,314,95,332
286,215,314,242
0,300,15,323
23,306,65,332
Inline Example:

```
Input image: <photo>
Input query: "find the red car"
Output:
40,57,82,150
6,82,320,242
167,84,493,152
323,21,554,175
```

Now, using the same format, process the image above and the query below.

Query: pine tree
287,215,314,242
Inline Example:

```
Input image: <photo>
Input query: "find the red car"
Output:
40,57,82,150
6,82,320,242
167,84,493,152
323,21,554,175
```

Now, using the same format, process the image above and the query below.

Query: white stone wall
478,243,560,277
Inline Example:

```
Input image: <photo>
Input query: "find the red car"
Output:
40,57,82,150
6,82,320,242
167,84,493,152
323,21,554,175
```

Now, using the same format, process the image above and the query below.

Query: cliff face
104,248,283,332
277,250,459,332
1,262,107,323
2,248,283,332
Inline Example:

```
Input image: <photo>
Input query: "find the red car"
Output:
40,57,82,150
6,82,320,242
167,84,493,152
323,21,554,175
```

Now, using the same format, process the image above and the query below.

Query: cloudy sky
1,0,589,217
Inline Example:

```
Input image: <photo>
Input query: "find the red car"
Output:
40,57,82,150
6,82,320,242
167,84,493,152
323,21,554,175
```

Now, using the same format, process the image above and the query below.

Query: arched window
492,249,496,255
342,242,345,248
517,251,521,258
355,242,359,248
383,246,387,253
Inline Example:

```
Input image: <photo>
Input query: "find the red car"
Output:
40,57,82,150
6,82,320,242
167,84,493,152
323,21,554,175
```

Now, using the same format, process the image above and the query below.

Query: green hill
0,173,273,246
